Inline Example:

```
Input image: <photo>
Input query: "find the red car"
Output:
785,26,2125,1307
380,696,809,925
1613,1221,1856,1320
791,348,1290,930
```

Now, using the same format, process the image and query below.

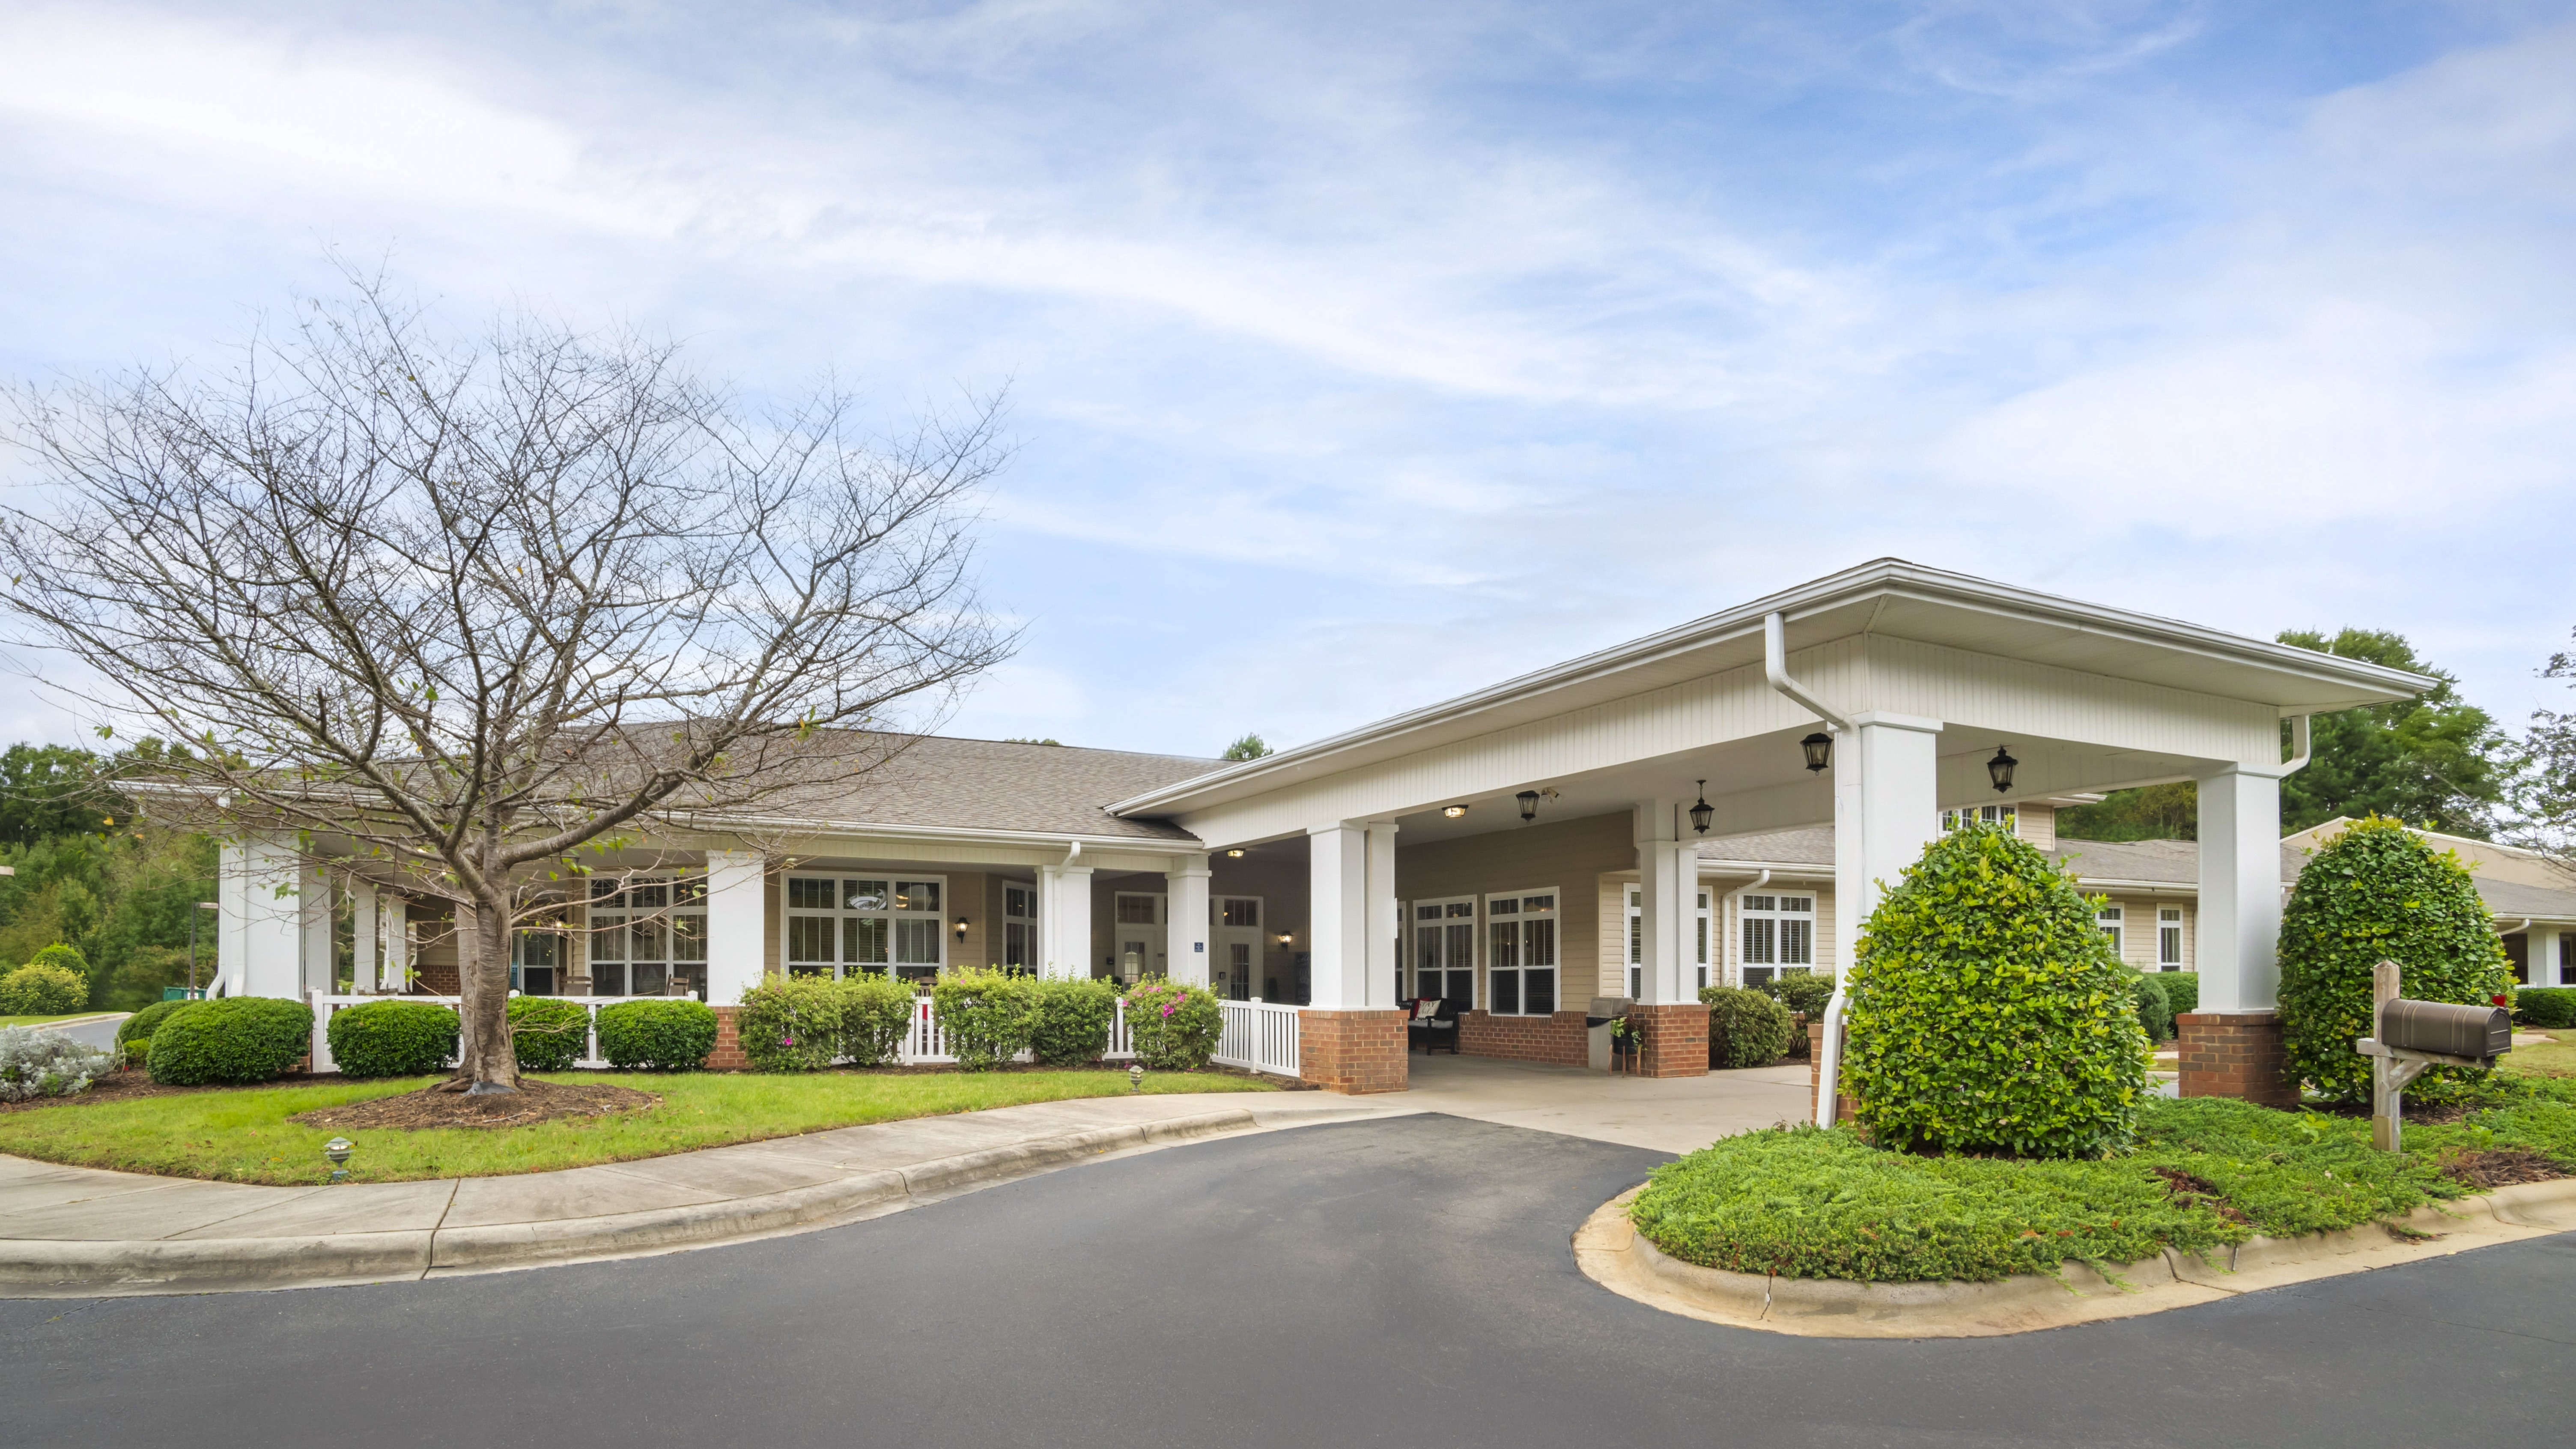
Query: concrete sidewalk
0,1091,1388,1298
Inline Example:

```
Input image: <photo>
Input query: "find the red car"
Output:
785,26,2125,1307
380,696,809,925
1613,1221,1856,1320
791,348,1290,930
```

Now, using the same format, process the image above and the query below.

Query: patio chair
1409,996,1464,1055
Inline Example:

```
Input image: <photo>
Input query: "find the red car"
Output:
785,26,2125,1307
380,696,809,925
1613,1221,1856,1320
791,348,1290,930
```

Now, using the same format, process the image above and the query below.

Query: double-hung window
2158,907,2184,970
1413,898,1477,1005
1003,884,1038,971
2097,905,2124,958
1739,893,1814,985
590,877,707,999
1941,804,2018,833
1485,889,1558,1016
1626,888,1715,996
786,875,947,984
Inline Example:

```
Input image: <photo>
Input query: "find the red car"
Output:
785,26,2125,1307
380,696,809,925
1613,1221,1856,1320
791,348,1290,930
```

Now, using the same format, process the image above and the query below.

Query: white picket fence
310,990,1303,1077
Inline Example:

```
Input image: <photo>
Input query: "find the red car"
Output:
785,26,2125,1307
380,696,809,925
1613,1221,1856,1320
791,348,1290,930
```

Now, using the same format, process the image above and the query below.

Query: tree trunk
454,897,521,1093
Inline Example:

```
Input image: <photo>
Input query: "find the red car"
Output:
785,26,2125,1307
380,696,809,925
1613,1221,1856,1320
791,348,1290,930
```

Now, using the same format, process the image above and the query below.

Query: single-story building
215,559,2436,1106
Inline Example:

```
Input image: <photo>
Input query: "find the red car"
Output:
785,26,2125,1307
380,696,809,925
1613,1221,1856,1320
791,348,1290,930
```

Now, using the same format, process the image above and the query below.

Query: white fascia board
1110,558,2433,819
665,813,1203,871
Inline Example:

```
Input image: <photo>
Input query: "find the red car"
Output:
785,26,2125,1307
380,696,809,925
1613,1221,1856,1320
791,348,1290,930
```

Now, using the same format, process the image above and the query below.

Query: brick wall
1627,1003,1709,1078
1459,1009,1587,1065
1299,1008,1407,1093
1805,1023,1858,1124
2176,1010,2295,1106
707,1005,749,1070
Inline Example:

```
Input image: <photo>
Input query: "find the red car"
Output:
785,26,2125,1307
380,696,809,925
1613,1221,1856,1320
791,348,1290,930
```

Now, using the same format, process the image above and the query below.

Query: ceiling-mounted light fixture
1800,732,1833,773
1688,780,1713,835
1225,848,1245,858
1988,745,2018,794
1442,805,1468,819
1516,790,1541,822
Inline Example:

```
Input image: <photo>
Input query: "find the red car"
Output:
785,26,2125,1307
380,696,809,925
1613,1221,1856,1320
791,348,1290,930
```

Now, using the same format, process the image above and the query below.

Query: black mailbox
2381,999,2512,1060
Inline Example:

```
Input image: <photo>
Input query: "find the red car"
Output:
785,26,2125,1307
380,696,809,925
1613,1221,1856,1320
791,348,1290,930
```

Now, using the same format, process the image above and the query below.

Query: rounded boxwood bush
149,997,315,1085
1700,985,1795,1068
1123,978,1223,1070
2279,816,2511,1104
117,998,200,1053
1759,972,1837,1020
326,999,459,1078
30,942,89,977
1842,825,2150,1159
2159,971,2200,1020
836,974,917,1067
931,966,1034,1071
2128,972,2175,1042
0,963,88,1016
594,998,718,1071
736,977,845,1072
1026,977,1118,1067
507,996,592,1072
2514,986,2576,1031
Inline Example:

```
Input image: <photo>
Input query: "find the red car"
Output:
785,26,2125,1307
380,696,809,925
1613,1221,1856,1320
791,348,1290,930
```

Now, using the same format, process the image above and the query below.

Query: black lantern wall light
1800,732,1833,772
1987,745,2018,794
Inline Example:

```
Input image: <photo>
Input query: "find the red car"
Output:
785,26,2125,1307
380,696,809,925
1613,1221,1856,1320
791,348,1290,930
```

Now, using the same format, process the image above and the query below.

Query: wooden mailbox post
2353,960,2515,1152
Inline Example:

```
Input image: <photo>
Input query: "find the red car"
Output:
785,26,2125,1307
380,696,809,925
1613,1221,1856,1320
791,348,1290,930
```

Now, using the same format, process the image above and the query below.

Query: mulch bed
2150,1166,2252,1225
0,1068,232,1114
289,1078,660,1131
2437,1148,2569,1189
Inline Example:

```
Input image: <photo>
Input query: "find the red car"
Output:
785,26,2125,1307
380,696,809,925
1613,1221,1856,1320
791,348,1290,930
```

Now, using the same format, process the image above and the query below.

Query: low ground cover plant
1628,1093,2576,1284
594,999,718,1071
2279,816,2511,1105
0,962,88,1016
1026,977,1119,1067
931,966,1035,1070
1700,985,1794,1069
1124,978,1222,1070
0,1067,1277,1184
1841,825,2149,1158
148,997,313,1085
508,996,591,1072
0,1026,114,1102
326,1000,459,1079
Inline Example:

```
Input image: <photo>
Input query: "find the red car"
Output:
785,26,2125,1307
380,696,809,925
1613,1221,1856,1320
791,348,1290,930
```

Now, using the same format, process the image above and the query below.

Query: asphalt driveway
8,1113,2572,1447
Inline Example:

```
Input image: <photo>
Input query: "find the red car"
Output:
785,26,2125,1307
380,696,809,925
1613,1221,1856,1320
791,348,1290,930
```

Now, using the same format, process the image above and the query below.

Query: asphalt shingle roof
731,733,1220,841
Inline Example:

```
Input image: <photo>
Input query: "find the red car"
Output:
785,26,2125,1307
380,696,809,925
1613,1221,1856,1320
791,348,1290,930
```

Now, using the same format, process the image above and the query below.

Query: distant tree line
0,740,217,1011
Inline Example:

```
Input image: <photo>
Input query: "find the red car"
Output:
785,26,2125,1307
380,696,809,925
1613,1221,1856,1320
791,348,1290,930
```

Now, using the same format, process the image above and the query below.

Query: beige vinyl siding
2016,804,2057,850
2094,895,2193,972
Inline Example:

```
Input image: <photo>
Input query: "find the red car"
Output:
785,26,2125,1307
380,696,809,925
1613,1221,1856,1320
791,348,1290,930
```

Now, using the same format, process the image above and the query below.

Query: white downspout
2283,715,2312,776
1763,612,1858,1128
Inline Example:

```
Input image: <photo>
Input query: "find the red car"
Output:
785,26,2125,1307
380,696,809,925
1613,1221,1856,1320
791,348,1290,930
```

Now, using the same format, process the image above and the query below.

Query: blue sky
4,1,2573,758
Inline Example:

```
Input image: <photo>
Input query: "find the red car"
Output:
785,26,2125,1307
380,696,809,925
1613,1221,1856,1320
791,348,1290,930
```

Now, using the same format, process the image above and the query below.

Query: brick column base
2176,1010,2296,1106
1627,1003,1710,1078
708,1005,750,1071
1806,1023,1857,1124
1298,1009,1408,1094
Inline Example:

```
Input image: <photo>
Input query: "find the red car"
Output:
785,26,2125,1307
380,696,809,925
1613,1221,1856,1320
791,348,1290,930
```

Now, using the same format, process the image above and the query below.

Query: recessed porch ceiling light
1225,848,1245,858
1442,805,1468,819
1988,745,2018,794
1800,732,1833,773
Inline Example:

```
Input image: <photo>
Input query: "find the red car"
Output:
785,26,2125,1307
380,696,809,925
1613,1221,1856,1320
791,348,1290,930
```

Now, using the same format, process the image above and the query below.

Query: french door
1485,888,1557,1016
1411,897,1476,1006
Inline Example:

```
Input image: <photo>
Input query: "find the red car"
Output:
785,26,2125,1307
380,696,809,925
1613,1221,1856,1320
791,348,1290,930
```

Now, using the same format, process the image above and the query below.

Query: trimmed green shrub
149,997,314,1085
508,996,591,1072
1123,978,1223,1070
1842,825,2150,1159
2128,971,2175,1042
2514,986,2576,1030
2279,816,2512,1104
594,999,718,1071
2159,971,2200,1020
931,966,1035,1070
0,963,89,1016
325,1000,459,1078
1757,972,1836,1018
1026,977,1119,1067
836,974,916,1067
736,977,845,1072
117,998,200,1053
29,943,91,988
1700,984,1795,1069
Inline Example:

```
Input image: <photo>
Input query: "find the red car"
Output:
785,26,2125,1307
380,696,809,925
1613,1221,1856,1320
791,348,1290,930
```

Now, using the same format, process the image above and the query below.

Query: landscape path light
323,1137,354,1183
1128,1063,1144,1093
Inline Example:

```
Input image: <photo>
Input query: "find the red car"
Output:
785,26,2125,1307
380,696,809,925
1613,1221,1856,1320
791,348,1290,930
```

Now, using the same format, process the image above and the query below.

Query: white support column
1635,800,1695,1005
2196,764,2286,1014
219,836,304,999
384,896,411,993
704,850,768,1005
1820,711,1943,1125
300,865,334,996
1041,863,1096,979
1167,853,1211,988
351,882,380,993
1308,822,1370,1009
1366,821,1400,1011
2533,927,2564,988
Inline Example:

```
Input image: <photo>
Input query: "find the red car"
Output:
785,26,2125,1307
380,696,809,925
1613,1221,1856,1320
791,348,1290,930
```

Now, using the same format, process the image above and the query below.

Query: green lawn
0,1069,1277,1185
2504,1030,2576,1079
0,1013,114,1029
1631,1091,2576,1285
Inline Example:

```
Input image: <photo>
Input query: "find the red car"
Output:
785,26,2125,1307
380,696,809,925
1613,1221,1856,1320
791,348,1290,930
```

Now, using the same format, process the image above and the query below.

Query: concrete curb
0,1107,1264,1297
1576,1176,2576,1339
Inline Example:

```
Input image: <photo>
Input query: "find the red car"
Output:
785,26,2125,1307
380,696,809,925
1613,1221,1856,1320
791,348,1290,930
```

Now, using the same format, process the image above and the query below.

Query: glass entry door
1411,897,1476,1006
1113,893,1164,983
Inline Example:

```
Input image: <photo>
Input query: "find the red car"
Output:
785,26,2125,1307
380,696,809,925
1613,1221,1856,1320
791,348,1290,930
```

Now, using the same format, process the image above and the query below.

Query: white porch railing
309,990,1302,1078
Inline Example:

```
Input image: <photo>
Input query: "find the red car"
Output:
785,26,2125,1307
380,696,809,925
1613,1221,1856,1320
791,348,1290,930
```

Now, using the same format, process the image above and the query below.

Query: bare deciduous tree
0,276,1014,1092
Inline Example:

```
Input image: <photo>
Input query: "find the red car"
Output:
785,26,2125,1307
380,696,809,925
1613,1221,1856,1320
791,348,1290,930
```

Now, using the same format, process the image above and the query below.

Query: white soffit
1110,559,2433,818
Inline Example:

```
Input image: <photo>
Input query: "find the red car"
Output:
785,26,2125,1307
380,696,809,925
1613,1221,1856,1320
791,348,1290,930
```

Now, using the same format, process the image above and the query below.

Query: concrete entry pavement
1390,1051,1810,1153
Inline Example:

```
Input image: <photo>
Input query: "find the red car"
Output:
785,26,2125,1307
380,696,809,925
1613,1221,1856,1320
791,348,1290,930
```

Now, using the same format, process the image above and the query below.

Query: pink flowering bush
1122,978,1223,1070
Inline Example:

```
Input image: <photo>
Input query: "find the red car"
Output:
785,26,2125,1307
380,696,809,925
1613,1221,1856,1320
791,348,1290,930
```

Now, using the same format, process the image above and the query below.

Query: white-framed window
1740,893,1814,986
2097,904,2124,957
1111,892,1164,982
786,874,947,984
1413,897,1477,1006
2158,906,2184,969
1942,803,2018,833
590,877,708,999
2561,935,2575,987
1003,883,1038,971
510,929,563,996
1628,887,1715,996
1485,888,1558,1016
